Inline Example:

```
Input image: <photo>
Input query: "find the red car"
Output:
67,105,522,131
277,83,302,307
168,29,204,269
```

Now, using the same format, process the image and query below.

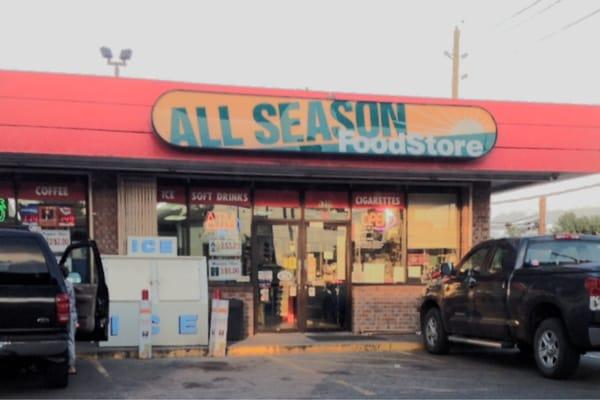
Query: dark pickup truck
0,228,108,388
419,234,600,379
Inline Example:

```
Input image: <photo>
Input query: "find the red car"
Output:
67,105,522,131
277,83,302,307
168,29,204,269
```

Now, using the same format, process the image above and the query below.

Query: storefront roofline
1,70,600,176
0,153,558,191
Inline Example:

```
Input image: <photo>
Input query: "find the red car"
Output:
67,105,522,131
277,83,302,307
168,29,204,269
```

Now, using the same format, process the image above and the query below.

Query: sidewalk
78,333,423,360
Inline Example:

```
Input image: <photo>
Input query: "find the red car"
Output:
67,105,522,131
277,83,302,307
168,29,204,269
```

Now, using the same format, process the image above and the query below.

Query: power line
492,182,600,205
539,7,600,41
508,0,563,30
499,0,546,26
536,0,563,15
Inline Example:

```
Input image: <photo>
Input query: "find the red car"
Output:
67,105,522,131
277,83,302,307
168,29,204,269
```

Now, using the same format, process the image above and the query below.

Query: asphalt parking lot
2,347,600,399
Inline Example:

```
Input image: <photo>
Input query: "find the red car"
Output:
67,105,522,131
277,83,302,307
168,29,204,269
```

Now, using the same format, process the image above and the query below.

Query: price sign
361,211,386,228
139,291,152,359
208,299,229,357
209,239,242,256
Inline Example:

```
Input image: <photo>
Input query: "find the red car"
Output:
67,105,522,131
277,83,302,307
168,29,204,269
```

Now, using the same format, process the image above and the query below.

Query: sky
2,0,600,218
2,0,600,104
492,174,600,222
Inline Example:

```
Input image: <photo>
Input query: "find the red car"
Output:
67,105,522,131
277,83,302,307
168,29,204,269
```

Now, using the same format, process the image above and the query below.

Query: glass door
253,222,300,331
303,222,349,331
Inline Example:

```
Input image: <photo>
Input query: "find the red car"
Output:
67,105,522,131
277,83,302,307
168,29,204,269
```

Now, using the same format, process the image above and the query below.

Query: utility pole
539,196,547,234
445,26,468,99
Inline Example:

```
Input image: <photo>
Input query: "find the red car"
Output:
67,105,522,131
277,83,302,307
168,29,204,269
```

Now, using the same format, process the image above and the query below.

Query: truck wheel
533,318,580,379
422,308,449,354
45,358,69,389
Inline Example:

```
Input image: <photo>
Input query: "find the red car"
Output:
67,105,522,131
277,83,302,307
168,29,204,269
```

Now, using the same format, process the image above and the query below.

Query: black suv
0,228,109,387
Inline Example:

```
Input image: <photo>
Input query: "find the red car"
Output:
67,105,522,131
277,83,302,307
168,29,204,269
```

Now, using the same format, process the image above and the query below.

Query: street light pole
100,47,133,77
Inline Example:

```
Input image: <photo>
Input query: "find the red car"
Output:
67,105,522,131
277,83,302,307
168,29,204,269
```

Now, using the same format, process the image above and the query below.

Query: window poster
208,259,243,281
39,206,58,228
42,229,71,253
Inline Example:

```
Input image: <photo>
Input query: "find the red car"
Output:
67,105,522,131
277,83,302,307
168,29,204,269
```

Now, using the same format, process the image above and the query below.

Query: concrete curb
227,341,423,357
78,347,209,361
78,341,423,360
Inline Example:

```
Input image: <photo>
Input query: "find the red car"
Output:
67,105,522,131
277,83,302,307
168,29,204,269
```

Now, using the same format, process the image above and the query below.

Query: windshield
525,240,600,267
0,237,51,284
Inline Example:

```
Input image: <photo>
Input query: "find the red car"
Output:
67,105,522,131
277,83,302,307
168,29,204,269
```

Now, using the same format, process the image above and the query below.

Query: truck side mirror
440,262,454,276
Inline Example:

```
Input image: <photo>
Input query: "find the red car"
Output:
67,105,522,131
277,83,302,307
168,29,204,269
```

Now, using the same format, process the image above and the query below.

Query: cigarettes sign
152,91,497,159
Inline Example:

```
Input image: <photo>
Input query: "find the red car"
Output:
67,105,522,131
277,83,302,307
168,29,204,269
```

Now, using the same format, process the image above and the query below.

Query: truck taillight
585,277,600,296
56,293,70,325
554,233,580,240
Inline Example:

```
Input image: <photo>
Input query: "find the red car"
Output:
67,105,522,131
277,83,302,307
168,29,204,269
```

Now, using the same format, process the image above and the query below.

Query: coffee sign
19,182,85,201
152,91,497,159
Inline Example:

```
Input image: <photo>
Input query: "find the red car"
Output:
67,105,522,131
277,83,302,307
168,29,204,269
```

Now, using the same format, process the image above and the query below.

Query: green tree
505,223,526,237
554,212,600,234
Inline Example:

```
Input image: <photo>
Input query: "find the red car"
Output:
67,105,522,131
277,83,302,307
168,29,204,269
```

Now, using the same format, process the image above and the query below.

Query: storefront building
1,71,599,338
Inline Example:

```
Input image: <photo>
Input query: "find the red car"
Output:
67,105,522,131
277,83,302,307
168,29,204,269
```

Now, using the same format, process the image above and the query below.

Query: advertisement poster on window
208,259,242,281
209,239,242,256
57,207,76,227
20,205,39,225
42,229,71,253
39,206,58,228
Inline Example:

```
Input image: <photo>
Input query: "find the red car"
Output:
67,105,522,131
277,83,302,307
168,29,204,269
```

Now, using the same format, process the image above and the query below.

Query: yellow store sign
152,90,497,159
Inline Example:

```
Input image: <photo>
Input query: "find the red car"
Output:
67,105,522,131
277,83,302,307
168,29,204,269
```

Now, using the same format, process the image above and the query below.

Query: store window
189,187,251,282
17,178,88,260
253,190,300,220
157,183,188,255
304,191,349,221
407,192,460,284
0,179,17,225
351,192,405,284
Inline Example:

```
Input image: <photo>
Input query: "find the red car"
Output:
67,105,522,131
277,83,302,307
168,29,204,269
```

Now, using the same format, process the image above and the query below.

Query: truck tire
533,318,580,379
422,308,449,354
45,358,69,389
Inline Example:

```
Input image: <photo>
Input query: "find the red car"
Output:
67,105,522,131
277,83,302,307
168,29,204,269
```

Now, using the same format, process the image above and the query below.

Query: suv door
471,240,517,340
443,243,493,335
59,241,109,341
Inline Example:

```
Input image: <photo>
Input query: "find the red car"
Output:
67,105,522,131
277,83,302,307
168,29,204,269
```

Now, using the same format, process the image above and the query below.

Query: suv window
489,243,517,275
525,240,600,267
0,237,50,284
458,245,491,276
61,245,94,284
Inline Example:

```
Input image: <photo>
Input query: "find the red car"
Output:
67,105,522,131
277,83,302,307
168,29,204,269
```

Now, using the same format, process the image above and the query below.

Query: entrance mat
306,335,385,342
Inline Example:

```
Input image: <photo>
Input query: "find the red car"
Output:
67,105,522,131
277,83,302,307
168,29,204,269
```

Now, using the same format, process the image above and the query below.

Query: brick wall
210,285,254,338
91,173,118,255
472,182,491,245
352,285,423,334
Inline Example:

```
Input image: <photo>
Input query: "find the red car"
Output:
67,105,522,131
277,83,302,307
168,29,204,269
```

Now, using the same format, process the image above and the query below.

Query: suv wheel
422,308,449,354
45,357,69,389
533,318,580,379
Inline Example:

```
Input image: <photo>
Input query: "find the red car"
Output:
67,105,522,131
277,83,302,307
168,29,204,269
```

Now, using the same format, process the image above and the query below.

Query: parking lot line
268,356,376,397
350,350,448,365
91,359,111,380
331,377,376,397
274,354,408,369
